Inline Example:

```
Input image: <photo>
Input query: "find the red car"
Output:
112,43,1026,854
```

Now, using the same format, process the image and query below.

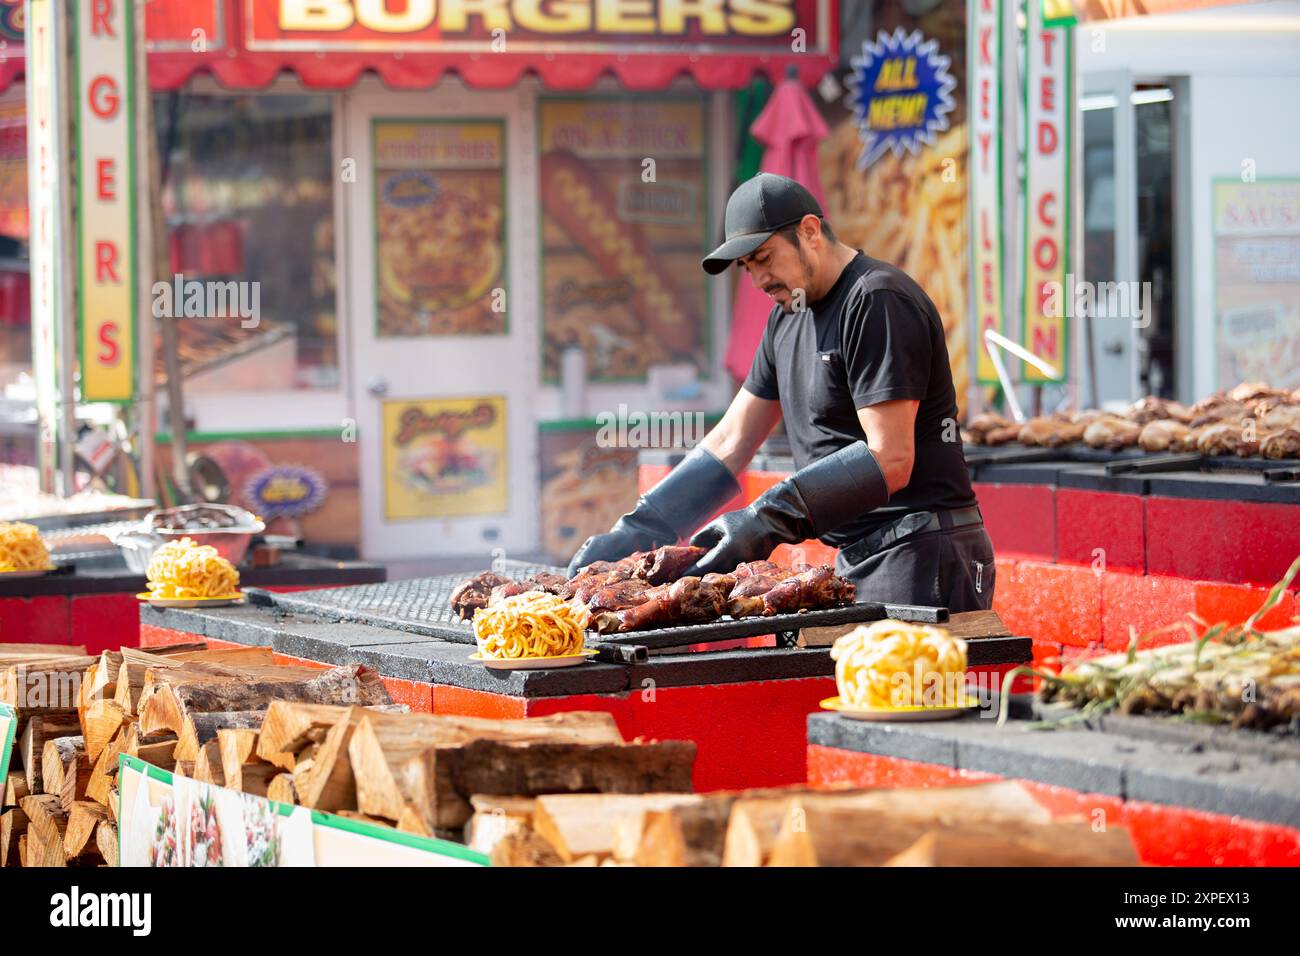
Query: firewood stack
2,641,698,865
467,781,1141,867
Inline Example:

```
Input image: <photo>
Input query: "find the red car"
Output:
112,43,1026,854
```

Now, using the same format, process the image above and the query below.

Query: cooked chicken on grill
1083,416,1142,450
1260,428,1300,460
964,412,1012,445
1195,422,1259,458
1228,381,1289,405
1127,396,1192,425
585,578,654,615
1137,420,1195,453
983,424,1023,446
1017,416,1086,447
1257,404,1300,431
1189,400,1250,428
727,566,798,617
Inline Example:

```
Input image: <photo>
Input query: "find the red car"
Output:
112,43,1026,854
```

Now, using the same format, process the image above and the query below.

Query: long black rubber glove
566,446,741,576
686,441,890,576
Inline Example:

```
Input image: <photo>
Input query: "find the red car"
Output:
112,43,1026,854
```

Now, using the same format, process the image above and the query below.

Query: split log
138,661,390,739
489,823,566,868
532,793,699,863
635,799,735,867
42,735,92,812
173,760,195,778
0,643,88,658
176,711,265,762
170,646,276,667
255,701,410,769
768,804,1138,866
347,711,640,830
266,774,297,805
19,794,67,866
81,699,128,764
120,723,178,772
193,742,225,787
96,821,119,867
1,772,29,866
0,656,96,719
396,804,433,837
334,810,394,828
78,651,123,720
106,787,119,824
723,781,1052,867
86,726,128,805
64,801,110,861
216,727,269,793
466,796,537,856
17,833,27,867
295,709,361,812
20,714,81,794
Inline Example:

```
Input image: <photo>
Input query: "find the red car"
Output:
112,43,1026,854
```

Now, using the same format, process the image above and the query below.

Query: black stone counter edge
139,604,1030,700
806,712,1300,829
0,559,387,598
973,462,1300,504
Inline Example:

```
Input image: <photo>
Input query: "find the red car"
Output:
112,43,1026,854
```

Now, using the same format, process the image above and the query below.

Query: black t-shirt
742,251,976,547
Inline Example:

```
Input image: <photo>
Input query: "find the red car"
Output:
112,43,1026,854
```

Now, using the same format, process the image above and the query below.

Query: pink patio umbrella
723,69,831,383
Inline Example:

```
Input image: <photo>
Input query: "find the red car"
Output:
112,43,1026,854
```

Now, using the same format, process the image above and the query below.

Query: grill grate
251,563,949,652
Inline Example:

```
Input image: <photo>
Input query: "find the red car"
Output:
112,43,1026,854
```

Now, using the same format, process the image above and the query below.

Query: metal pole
54,0,76,496
132,0,155,499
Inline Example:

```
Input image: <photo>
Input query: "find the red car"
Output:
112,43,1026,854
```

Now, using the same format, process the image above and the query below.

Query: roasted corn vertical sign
74,0,137,402
1020,5,1072,383
968,0,1002,385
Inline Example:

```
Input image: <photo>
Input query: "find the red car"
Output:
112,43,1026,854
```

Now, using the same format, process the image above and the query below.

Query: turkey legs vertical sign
969,0,1002,385
75,0,137,402
1021,11,1071,383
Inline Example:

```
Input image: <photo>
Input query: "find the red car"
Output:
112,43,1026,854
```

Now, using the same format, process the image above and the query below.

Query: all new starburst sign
847,27,957,169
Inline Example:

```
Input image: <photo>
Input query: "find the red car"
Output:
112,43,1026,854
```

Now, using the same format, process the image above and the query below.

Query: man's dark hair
774,217,837,247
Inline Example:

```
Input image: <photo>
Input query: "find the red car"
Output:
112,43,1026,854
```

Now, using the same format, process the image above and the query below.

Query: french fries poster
539,97,710,383
374,120,507,337
382,396,508,520
819,2,970,416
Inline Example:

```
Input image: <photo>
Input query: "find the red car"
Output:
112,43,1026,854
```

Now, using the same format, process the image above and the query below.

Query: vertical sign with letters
968,0,1003,384
75,0,137,401
1021,11,1071,383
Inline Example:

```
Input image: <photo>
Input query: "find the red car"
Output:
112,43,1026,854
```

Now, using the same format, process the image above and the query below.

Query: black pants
834,523,996,613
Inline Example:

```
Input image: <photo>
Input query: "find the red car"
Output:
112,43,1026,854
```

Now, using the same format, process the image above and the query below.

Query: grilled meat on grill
603,575,731,633
1137,419,1194,453
634,545,707,584
449,571,511,620
1083,416,1142,450
1195,422,1259,457
1260,428,1300,460
759,565,856,616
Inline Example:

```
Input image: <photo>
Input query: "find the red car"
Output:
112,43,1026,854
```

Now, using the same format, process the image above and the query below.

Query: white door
1080,70,1140,407
342,79,540,560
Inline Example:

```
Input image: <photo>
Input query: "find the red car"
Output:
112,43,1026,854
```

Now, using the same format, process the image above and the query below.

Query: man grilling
567,173,994,613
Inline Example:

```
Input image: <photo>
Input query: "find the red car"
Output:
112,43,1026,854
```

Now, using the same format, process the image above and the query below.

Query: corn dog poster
538,97,710,383
374,120,507,337
818,2,970,416
1021,12,1072,383
382,396,508,520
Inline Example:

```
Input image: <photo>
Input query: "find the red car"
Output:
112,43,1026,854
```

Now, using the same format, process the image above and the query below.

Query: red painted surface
1101,571,1197,651
1194,580,1299,632
527,676,841,792
69,594,142,654
1146,497,1300,587
1055,489,1145,573
0,595,72,645
994,560,1102,648
433,685,527,719
806,745,1300,867
270,652,330,670
972,482,1055,561
381,676,434,713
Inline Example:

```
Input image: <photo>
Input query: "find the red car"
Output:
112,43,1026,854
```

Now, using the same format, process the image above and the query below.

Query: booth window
156,92,338,390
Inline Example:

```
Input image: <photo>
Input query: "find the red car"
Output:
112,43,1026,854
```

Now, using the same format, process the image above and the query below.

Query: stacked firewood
468,781,1140,867
1,642,696,865
964,382,1300,459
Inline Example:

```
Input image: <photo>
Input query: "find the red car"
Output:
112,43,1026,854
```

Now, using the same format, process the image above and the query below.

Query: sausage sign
1020,11,1072,384
75,0,137,402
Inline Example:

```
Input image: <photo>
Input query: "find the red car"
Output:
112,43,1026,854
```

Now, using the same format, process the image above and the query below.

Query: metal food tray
964,443,1300,478
247,560,949,664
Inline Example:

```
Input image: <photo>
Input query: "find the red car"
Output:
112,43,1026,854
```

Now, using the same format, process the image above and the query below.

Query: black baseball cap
702,173,825,275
